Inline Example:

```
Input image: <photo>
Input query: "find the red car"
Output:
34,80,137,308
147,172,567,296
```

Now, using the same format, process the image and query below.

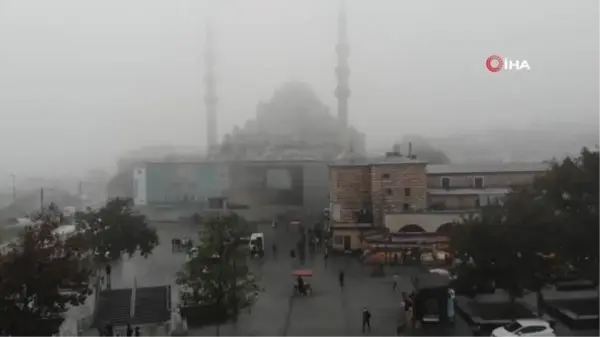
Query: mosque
131,3,361,217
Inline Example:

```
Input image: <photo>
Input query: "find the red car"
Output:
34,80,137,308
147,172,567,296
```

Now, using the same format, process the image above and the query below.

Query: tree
0,220,93,335
450,147,600,301
76,198,159,263
177,214,259,328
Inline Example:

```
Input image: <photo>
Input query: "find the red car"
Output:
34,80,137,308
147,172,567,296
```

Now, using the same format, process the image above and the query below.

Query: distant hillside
384,126,597,164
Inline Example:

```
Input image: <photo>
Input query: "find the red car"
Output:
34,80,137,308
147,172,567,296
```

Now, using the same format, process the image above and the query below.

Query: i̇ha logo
486,55,530,72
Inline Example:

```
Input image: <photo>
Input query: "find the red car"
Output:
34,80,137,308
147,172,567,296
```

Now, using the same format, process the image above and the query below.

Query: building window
386,188,393,196
382,173,390,180
208,197,225,209
403,203,410,211
404,188,411,197
474,176,484,188
333,235,343,245
441,177,450,189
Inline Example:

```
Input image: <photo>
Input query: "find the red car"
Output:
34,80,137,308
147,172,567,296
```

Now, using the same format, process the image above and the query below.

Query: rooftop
428,188,510,196
427,162,549,175
92,286,171,328
331,153,426,167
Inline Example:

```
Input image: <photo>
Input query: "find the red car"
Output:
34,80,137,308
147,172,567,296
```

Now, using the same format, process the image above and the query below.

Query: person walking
126,324,133,336
392,273,399,291
402,292,414,329
338,270,345,288
105,264,112,289
362,307,372,332
396,322,404,336
134,326,141,336
272,243,277,259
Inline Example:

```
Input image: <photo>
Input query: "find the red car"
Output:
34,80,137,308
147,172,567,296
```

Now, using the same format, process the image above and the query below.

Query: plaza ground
109,221,473,336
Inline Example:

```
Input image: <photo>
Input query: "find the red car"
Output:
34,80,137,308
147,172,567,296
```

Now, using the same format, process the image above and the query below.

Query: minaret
204,19,218,152
335,1,350,129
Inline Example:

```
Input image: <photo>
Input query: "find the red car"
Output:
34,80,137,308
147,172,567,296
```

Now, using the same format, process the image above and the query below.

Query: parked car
491,319,556,337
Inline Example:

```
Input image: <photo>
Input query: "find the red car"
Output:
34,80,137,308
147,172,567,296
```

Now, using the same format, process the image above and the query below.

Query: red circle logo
486,55,503,72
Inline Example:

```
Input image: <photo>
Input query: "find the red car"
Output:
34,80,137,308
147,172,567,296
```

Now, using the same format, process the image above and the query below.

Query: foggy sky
0,0,598,184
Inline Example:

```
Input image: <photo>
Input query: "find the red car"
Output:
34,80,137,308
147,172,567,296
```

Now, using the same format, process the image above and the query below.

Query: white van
249,233,264,256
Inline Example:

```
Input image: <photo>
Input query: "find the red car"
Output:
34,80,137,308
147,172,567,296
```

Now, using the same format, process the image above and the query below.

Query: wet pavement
107,221,473,336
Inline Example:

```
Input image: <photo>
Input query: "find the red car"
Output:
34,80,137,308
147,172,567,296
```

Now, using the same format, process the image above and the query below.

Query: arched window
398,224,426,233
436,222,458,235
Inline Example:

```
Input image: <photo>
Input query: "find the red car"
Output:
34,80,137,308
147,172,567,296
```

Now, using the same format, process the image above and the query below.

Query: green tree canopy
177,214,259,320
76,198,159,263
450,147,599,295
0,221,93,335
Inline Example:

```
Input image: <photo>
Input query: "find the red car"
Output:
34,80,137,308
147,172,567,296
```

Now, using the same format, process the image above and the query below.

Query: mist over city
0,0,598,187
0,1,598,336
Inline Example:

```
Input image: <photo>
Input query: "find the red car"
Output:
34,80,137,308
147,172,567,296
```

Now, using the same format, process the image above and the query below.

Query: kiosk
412,273,451,324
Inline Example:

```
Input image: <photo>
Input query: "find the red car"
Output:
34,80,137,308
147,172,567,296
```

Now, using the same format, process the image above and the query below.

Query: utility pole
78,181,84,210
40,187,44,213
10,174,16,203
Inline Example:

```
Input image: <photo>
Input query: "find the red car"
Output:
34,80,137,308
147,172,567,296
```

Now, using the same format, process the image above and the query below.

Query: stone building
425,163,548,210
329,152,549,252
329,150,428,251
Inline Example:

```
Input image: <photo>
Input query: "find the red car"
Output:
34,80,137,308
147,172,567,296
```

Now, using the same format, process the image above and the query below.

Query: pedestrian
448,289,456,324
402,292,414,329
105,264,112,289
362,307,372,332
105,322,113,337
290,249,296,259
396,321,405,336
339,270,345,288
126,324,133,336
324,247,329,261
392,273,399,291
134,326,141,336
272,243,277,258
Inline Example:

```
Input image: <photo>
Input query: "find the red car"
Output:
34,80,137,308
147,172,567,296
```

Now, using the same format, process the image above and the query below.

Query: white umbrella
429,268,451,276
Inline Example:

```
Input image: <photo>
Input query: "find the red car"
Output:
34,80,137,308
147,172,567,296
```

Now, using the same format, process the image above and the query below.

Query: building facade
133,160,329,214
329,153,429,251
133,162,229,208
426,163,548,210
329,157,548,252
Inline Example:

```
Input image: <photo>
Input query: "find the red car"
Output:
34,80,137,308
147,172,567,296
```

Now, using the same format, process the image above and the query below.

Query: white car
491,319,556,337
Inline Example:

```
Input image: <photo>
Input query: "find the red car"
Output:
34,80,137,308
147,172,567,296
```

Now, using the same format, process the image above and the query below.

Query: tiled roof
134,286,172,325
413,273,450,290
427,162,549,175
92,289,131,327
92,286,171,328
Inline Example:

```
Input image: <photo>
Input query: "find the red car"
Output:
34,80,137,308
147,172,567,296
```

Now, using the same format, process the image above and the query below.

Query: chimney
386,143,402,157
